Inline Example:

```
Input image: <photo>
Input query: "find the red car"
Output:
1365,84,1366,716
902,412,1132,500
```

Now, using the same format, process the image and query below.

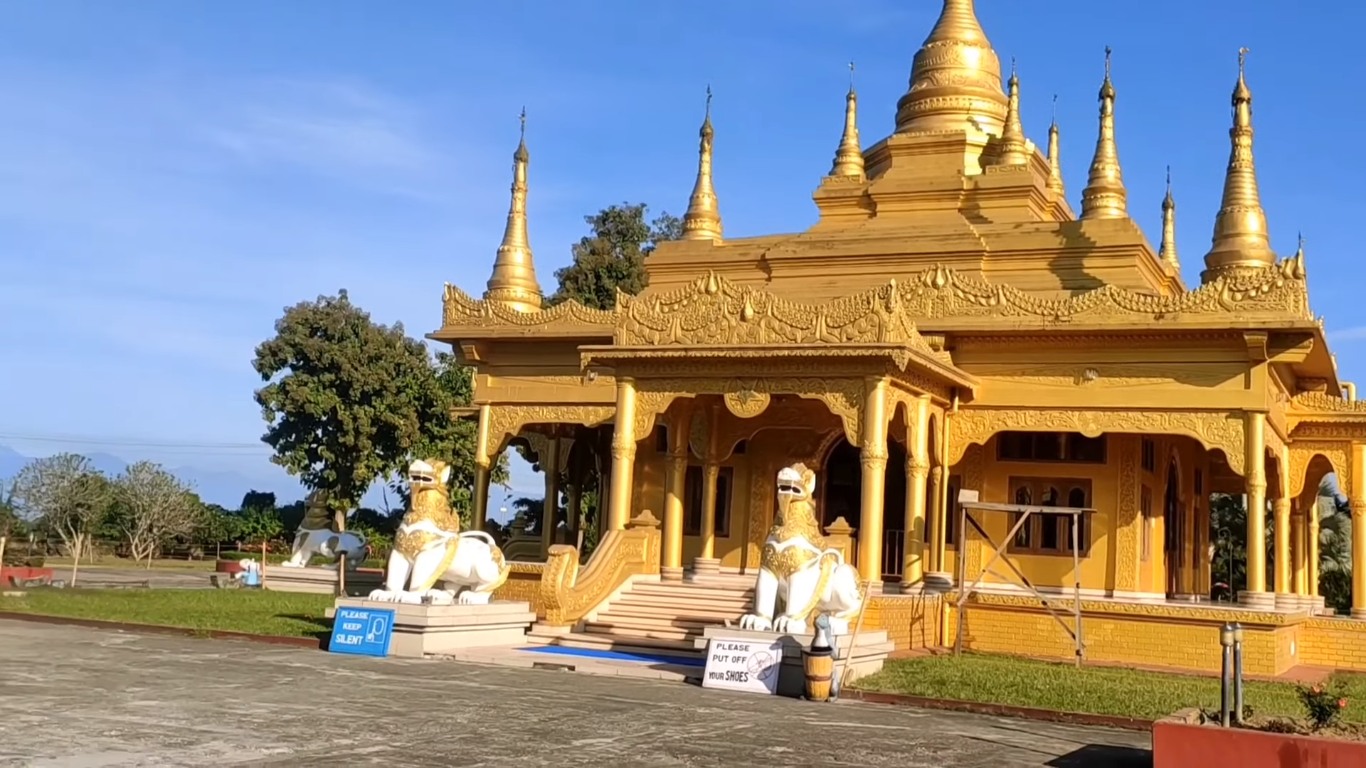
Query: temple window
997,432,1107,464
1006,477,1093,556
684,465,733,538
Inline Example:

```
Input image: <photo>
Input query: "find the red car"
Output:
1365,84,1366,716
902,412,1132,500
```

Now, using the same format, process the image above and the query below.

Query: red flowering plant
1297,682,1350,731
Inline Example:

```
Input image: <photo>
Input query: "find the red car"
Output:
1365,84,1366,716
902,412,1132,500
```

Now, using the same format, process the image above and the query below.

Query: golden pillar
661,404,692,580
1309,494,1322,602
1351,442,1366,618
606,377,638,532
856,377,889,586
902,394,931,589
1272,496,1291,598
1291,503,1307,596
695,403,722,575
540,436,561,553
926,410,952,587
472,403,493,530
1241,412,1270,607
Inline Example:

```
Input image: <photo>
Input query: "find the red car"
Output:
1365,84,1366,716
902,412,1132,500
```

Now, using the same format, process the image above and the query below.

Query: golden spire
994,58,1028,165
1046,94,1065,195
484,108,543,312
681,86,723,241
1160,166,1179,269
1203,48,1276,280
894,0,1008,135
1080,47,1128,219
829,62,865,178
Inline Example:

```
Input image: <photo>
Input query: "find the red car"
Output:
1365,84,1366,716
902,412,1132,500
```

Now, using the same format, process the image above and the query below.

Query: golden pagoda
435,1,1366,677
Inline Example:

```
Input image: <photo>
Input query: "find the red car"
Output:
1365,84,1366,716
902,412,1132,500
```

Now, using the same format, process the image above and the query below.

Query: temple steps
526,575,756,660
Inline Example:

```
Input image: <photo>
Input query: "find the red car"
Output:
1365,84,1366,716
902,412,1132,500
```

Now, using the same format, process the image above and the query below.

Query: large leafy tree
254,290,475,524
548,203,682,309
11,453,111,585
109,462,200,566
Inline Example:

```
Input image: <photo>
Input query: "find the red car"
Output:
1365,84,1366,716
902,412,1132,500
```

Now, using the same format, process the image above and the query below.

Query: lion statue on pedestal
367,458,509,606
282,489,368,570
739,463,863,634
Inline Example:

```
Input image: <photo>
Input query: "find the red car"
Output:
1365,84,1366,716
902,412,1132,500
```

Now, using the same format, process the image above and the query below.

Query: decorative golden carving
639,376,863,448
616,271,937,353
747,457,776,569
488,405,615,455
947,408,1247,476
632,390,686,442
1289,442,1351,499
1291,392,1366,414
1114,436,1141,592
537,513,661,626
445,254,1310,345
724,388,771,419
974,364,1235,390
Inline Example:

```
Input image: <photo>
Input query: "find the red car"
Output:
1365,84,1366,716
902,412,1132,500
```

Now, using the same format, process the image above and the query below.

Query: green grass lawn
0,588,335,639
855,653,1366,722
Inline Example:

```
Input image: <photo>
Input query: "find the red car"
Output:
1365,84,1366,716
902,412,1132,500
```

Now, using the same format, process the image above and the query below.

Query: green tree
548,203,682,309
239,491,276,514
254,290,468,524
11,454,112,585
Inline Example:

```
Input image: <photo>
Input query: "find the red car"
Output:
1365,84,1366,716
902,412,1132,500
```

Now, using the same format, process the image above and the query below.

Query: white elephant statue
281,489,369,569
739,463,863,635
367,458,510,606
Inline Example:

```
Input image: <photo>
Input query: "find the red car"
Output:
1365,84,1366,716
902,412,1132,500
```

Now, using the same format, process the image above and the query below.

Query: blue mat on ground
517,645,705,667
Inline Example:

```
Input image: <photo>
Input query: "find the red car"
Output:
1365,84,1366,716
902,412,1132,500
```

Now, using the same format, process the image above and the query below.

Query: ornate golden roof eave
894,0,1008,136
578,343,978,395
1289,392,1366,416
439,253,1312,341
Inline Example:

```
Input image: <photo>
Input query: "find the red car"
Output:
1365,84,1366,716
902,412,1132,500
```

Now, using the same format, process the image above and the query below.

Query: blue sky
0,1,1362,510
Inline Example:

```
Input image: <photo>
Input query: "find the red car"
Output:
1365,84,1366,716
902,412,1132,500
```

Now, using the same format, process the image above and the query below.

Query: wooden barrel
803,647,835,702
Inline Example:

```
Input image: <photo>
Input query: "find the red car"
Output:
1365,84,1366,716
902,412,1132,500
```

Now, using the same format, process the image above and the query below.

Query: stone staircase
527,575,755,660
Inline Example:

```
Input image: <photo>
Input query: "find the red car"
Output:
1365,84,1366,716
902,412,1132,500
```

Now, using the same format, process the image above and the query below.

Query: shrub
1298,682,1349,731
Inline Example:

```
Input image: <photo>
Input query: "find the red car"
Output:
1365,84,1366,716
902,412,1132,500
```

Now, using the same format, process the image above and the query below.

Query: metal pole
1072,512,1082,667
1232,622,1245,724
1219,622,1234,727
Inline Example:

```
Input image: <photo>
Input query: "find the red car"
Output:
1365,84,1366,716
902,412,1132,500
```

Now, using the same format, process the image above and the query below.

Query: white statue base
693,625,892,697
263,565,382,596
328,598,535,658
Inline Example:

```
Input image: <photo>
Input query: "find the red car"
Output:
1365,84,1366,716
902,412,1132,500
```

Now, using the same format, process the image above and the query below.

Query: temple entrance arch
821,436,907,578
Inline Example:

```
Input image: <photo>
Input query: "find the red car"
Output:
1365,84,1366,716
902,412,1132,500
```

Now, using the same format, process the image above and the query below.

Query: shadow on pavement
1046,743,1152,767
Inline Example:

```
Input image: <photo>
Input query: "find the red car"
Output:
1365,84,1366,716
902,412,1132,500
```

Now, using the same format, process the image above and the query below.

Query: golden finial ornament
895,0,1008,136
1080,46,1128,220
829,62,865,178
1159,166,1179,269
484,107,543,312
994,57,1029,165
1046,94,1065,195
681,86,723,241
1202,47,1276,282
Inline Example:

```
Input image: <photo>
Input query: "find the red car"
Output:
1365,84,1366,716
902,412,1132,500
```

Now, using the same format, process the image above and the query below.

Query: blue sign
329,606,395,657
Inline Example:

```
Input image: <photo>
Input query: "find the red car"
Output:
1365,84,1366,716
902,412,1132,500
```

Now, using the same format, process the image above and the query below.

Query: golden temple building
436,0,1366,676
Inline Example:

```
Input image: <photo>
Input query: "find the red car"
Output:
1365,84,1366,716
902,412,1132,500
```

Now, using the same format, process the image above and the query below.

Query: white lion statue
739,463,863,635
282,489,369,569
367,458,509,606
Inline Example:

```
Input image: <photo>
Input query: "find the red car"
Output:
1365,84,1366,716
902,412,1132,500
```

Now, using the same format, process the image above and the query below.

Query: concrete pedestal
923,571,954,592
660,566,685,582
694,625,892,697
264,565,381,596
328,598,535,658
1238,590,1276,611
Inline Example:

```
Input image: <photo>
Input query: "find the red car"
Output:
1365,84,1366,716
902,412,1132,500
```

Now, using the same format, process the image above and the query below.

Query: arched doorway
821,440,907,578
1164,459,1183,597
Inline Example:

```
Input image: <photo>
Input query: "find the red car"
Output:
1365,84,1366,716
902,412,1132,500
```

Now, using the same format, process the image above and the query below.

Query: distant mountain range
0,444,307,509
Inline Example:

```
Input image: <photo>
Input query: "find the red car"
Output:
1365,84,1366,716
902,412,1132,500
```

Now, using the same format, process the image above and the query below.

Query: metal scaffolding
952,495,1095,667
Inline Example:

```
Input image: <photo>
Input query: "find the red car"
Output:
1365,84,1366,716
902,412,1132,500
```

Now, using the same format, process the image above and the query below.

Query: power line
0,431,271,454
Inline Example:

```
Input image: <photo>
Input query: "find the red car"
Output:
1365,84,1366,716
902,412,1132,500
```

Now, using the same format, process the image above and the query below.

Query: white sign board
702,636,784,695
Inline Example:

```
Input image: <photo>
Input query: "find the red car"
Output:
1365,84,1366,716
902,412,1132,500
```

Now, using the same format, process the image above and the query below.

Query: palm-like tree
1317,476,1353,613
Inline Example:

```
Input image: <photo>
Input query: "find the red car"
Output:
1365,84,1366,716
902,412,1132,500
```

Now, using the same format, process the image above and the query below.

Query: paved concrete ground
0,620,1152,767
53,566,214,590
